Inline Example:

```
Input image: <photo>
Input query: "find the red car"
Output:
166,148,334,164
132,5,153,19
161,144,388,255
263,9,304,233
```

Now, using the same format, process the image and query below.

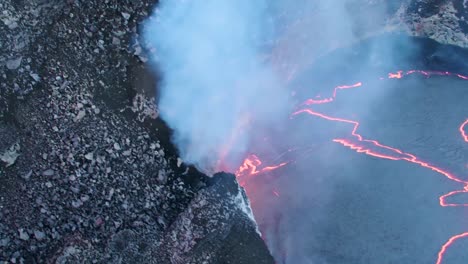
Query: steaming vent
143,1,468,263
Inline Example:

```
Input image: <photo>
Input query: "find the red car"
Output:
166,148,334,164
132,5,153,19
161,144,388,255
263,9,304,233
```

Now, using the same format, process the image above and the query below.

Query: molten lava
235,154,288,187
302,82,362,105
460,119,468,143
388,70,468,80
234,69,468,263
436,232,468,264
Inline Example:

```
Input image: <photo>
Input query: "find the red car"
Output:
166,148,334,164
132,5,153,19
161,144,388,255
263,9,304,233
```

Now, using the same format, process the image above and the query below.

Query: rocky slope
386,0,468,48
0,1,271,263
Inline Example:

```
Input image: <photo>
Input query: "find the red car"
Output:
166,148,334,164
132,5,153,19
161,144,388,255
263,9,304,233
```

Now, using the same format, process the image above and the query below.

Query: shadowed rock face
149,173,274,264
47,173,273,264
396,0,468,48
362,0,468,47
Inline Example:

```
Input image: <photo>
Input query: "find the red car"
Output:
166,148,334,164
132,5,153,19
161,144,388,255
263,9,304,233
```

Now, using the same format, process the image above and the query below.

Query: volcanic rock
0,0,272,263
6,57,22,70
150,172,273,264
386,0,468,48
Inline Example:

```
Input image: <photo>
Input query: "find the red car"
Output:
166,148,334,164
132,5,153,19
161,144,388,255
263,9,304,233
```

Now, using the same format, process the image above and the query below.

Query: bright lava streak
388,70,468,80
236,154,288,180
460,119,468,143
303,82,362,105
436,232,468,264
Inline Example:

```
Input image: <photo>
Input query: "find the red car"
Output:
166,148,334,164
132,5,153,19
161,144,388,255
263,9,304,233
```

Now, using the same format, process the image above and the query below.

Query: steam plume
143,1,421,263
143,0,290,174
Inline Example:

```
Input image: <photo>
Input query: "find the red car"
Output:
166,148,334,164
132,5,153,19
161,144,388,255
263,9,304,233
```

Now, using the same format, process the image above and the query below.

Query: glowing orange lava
303,82,362,105
388,70,468,80
388,71,403,79
235,154,288,186
460,119,468,143
235,69,467,263
436,232,468,264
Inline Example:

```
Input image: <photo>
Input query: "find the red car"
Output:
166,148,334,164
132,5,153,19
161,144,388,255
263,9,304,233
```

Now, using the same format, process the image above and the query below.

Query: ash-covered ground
0,1,272,263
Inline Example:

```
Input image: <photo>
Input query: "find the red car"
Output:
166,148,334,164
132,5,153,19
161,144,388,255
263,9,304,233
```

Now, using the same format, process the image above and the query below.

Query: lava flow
235,69,468,263
460,119,468,142
388,70,468,80
302,82,362,105
235,154,288,187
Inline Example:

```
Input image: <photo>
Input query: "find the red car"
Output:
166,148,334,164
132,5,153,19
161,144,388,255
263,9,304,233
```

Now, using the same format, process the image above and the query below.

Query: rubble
0,143,20,167
0,0,270,263
386,0,468,48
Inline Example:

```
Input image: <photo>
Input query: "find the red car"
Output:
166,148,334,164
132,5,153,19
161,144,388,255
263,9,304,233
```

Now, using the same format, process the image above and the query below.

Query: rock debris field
0,1,272,263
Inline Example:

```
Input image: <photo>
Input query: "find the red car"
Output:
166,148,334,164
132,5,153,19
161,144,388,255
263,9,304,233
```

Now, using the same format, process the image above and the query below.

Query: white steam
143,1,402,263
143,0,290,174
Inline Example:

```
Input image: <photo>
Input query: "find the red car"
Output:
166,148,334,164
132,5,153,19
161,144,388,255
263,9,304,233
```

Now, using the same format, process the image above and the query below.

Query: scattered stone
80,195,90,202
42,169,54,176
113,143,121,150
0,238,10,247
94,217,103,227
112,37,121,46
21,170,32,180
74,110,86,122
106,188,114,201
7,21,18,30
33,230,45,241
29,72,40,82
18,229,29,241
84,152,94,161
121,12,130,20
6,57,22,70
0,143,20,167
71,200,83,208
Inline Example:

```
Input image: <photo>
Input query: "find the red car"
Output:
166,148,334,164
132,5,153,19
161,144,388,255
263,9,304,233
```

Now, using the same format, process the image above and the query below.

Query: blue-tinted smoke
143,0,290,173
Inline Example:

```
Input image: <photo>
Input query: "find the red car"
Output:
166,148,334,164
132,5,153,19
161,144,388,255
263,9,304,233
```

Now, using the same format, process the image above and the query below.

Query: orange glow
303,82,362,105
388,70,468,80
436,232,468,264
459,119,468,143
235,154,288,186
388,71,403,79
